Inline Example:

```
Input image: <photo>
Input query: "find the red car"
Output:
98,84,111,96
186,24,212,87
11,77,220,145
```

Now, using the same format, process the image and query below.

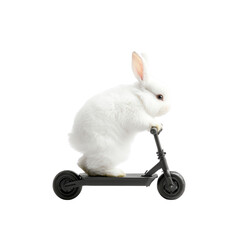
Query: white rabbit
69,51,170,177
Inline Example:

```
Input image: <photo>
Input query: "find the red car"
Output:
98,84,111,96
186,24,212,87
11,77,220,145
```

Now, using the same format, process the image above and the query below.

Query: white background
0,0,240,239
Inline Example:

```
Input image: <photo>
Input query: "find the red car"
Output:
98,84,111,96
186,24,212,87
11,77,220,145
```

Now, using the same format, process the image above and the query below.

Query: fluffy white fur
69,52,170,177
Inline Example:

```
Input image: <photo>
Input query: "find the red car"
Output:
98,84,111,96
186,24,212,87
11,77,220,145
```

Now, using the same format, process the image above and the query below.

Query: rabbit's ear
132,51,147,82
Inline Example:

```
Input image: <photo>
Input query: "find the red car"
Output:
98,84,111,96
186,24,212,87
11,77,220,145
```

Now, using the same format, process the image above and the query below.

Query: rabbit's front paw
150,123,163,132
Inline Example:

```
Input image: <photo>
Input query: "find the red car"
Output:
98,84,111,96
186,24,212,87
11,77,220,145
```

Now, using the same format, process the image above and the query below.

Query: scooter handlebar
150,127,162,135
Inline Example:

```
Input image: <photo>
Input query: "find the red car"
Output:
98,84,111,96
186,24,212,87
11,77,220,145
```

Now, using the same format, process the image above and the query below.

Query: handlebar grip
150,127,162,135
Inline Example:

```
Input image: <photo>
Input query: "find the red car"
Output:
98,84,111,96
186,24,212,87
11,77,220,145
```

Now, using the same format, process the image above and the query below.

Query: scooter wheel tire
157,171,185,200
53,170,81,200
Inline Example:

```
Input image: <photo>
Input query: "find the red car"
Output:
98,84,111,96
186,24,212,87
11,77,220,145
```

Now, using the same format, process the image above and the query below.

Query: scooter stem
144,127,177,191
143,127,169,177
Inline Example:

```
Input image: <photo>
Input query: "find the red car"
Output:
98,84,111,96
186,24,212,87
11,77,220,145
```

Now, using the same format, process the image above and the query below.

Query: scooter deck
78,173,158,186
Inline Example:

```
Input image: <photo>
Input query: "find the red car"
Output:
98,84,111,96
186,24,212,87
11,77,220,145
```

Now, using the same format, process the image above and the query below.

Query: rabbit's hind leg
78,156,126,177
102,168,126,177
86,167,126,177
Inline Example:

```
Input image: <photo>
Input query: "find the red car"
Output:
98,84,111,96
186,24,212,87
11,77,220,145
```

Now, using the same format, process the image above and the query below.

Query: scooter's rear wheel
157,171,185,200
53,170,81,200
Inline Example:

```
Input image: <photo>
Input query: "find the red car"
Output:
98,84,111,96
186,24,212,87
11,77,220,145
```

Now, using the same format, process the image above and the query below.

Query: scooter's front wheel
157,171,185,200
53,170,82,200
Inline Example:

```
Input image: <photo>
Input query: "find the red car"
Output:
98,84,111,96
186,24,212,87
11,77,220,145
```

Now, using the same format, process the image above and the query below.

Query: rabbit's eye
156,94,164,100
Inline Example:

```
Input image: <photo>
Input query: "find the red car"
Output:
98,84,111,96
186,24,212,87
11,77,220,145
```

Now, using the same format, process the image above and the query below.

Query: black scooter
53,127,185,200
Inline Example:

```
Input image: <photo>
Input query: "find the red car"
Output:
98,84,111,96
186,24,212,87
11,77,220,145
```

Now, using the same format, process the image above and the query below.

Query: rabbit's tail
68,132,83,152
77,155,90,174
